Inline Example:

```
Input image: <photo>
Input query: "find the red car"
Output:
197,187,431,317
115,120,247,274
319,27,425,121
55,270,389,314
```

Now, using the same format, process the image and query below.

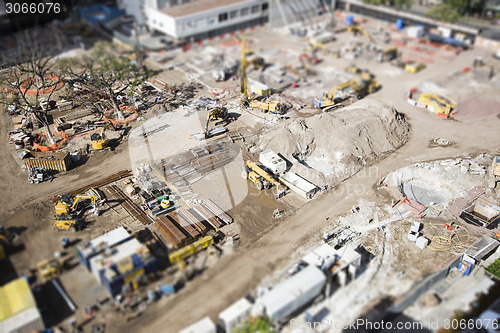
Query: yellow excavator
91,121,116,150
53,188,105,231
205,106,228,132
347,24,374,43
314,72,379,111
238,38,285,114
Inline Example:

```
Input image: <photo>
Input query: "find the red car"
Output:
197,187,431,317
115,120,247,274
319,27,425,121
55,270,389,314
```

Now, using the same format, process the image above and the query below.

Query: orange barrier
32,131,69,152
103,105,138,126
19,75,63,96
211,88,226,96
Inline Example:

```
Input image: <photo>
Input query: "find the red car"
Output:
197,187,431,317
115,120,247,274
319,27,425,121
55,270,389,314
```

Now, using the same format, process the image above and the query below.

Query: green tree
426,3,462,22
234,317,278,333
58,41,150,119
0,28,64,144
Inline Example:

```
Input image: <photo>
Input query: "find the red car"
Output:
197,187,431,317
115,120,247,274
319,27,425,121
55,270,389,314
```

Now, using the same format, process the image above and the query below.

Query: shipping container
279,172,317,200
23,151,72,172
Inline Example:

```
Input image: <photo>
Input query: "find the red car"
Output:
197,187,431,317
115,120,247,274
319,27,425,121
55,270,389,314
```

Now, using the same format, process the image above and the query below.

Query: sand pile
258,100,410,186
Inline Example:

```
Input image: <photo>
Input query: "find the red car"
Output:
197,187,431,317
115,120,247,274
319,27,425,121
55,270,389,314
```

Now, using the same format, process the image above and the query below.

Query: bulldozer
91,121,116,150
53,188,105,231
418,92,456,118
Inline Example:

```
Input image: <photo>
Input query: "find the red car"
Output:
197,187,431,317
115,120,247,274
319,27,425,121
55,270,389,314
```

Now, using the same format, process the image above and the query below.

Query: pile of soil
258,100,411,186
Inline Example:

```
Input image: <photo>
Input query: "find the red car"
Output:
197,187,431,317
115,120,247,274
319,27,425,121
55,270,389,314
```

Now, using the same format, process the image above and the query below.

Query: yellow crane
53,188,104,231
238,38,285,114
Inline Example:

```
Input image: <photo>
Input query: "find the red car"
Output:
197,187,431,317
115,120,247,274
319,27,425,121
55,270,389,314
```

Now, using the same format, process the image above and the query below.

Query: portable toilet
346,15,354,26
396,19,404,30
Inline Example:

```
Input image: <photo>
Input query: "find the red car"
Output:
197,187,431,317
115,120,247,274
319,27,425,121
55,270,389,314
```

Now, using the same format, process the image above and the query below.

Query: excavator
52,188,105,231
0,225,19,260
91,121,116,150
245,160,286,197
347,24,374,43
238,38,286,114
314,72,379,111
205,106,228,131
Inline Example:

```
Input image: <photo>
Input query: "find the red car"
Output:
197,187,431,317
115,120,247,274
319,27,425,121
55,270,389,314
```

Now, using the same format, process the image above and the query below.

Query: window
262,2,268,11
230,10,238,19
219,12,228,22
241,7,249,16
251,5,259,13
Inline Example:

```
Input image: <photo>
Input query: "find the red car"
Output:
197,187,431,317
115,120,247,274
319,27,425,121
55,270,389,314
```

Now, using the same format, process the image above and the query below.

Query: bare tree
0,28,64,144
58,41,150,120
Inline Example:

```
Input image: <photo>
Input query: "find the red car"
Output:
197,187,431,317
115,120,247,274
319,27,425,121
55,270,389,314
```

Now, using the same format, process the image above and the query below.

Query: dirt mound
384,155,488,207
258,100,410,186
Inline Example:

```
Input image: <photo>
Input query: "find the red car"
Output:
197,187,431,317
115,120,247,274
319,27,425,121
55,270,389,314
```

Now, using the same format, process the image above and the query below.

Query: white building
219,298,253,333
119,0,269,41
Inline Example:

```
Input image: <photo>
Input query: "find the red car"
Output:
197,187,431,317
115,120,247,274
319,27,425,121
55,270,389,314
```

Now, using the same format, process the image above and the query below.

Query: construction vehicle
245,160,286,197
91,121,116,150
418,92,456,118
347,24,374,43
53,188,105,231
168,235,214,268
489,156,500,188
308,40,327,54
299,53,319,65
314,72,379,111
28,167,52,184
205,106,228,131
404,62,425,74
377,46,398,63
37,258,63,282
238,38,283,113
0,225,19,260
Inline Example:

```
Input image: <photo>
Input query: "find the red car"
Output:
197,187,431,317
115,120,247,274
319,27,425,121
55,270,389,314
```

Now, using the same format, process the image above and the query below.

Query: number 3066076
5,2,61,14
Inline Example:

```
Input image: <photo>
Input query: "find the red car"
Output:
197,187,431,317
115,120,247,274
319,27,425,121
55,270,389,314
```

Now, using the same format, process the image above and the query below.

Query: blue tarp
79,5,125,25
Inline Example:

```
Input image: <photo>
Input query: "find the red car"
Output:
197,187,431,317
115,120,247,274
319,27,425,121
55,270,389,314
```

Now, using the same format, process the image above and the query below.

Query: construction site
2,0,500,332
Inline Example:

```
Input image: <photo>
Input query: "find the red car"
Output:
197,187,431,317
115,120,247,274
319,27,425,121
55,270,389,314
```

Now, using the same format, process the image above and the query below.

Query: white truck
259,150,286,175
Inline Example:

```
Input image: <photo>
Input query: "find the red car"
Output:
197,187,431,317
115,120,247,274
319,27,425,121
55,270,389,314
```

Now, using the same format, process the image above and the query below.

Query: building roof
179,316,216,333
465,236,499,261
219,297,252,325
78,227,131,259
160,0,250,18
0,278,36,322
259,265,326,321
